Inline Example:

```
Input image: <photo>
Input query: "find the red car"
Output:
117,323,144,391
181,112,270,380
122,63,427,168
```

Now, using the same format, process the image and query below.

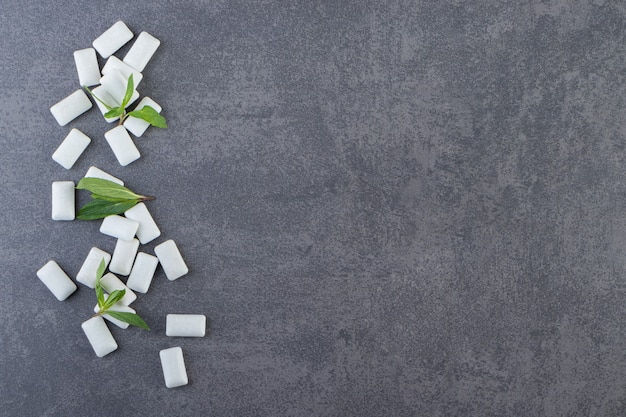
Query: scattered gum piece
36,260,77,301
85,166,124,186
154,240,188,281
92,21,133,59
76,247,111,288
124,202,160,244
52,128,91,170
104,125,141,166
81,316,118,357
159,347,188,388
100,214,139,241
100,272,137,306
51,181,75,221
123,31,160,72
101,55,143,87
73,48,100,87
123,96,162,137
50,89,92,126
109,238,140,276
166,314,206,337
127,252,159,294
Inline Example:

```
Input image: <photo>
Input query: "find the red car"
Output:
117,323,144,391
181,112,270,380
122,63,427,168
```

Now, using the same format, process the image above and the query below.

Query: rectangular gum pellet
51,181,75,221
123,31,160,72
166,314,206,337
76,247,111,288
81,316,118,357
123,97,162,137
85,166,124,186
104,126,141,166
159,347,188,388
52,128,91,170
36,260,77,301
127,252,159,293
154,240,188,281
100,214,139,241
100,272,137,305
99,69,139,108
109,238,139,276
93,299,136,329
50,89,92,126
124,203,160,244
92,21,133,59
101,55,143,87
74,48,100,86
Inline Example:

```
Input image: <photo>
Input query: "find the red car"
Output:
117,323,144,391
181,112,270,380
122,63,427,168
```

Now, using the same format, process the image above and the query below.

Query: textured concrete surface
2,1,626,416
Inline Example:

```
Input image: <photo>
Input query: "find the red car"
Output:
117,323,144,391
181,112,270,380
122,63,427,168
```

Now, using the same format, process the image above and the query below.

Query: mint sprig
93,259,149,330
76,178,154,220
83,74,167,128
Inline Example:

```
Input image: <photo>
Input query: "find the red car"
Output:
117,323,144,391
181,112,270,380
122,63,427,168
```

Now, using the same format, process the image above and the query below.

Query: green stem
118,112,129,126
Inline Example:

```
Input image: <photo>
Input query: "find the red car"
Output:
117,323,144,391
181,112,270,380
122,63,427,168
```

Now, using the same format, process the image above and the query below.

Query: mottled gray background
1,1,626,416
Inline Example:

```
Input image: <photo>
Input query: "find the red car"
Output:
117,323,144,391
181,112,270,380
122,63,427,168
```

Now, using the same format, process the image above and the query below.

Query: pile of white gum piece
40,21,205,388
50,20,162,169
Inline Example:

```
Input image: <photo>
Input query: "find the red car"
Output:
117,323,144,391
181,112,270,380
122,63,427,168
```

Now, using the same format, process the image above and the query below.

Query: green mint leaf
77,199,138,220
121,74,134,108
128,106,167,128
102,289,126,310
104,106,124,119
91,193,132,203
107,311,150,330
83,85,113,110
77,178,145,201
95,259,106,309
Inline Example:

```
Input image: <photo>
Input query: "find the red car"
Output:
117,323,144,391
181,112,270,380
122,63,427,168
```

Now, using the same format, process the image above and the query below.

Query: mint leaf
95,259,106,309
77,178,145,201
77,199,138,220
102,289,126,310
128,106,167,128
91,193,132,203
107,311,150,330
121,74,134,108
104,106,125,119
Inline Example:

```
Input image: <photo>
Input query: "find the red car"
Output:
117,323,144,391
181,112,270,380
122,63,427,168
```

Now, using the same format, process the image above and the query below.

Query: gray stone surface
1,1,626,416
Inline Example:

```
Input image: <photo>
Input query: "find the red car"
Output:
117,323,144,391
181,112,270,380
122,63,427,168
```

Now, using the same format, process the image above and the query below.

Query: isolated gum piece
124,202,160,244
50,89,92,126
101,55,143,87
100,272,137,306
91,86,122,123
126,252,159,293
94,299,136,329
51,181,75,221
159,347,188,388
99,69,139,107
110,238,140,276
92,20,133,59
166,314,206,337
100,214,139,241
104,125,141,166
81,315,118,357
36,260,77,301
73,48,100,86
123,31,160,72
123,97,162,137
52,128,91,170
85,166,124,186
76,247,111,288
154,240,188,281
